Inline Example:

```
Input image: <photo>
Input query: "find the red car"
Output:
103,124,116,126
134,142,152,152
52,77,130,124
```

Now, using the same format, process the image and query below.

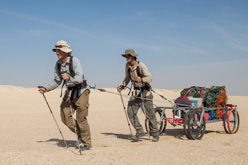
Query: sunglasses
55,45,64,48
125,55,131,59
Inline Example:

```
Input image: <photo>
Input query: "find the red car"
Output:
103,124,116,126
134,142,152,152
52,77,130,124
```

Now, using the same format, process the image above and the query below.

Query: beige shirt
122,61,152,88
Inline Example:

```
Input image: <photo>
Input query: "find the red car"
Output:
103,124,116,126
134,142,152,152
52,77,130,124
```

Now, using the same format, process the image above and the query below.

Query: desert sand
0,85,247,165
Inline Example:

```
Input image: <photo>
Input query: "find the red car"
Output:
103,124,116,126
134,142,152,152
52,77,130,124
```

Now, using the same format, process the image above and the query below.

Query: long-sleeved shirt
46,56,89,99
122,61,152,88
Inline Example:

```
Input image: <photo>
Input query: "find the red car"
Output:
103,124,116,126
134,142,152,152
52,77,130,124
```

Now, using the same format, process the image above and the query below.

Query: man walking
38,40,92,150
117,49,159,142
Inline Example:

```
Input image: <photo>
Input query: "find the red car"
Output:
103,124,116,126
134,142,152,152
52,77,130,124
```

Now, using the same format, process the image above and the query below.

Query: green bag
180,86,228,108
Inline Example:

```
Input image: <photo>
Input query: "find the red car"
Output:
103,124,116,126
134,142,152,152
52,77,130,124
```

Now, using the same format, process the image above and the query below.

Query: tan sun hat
52,40,72,53
121,49,138,57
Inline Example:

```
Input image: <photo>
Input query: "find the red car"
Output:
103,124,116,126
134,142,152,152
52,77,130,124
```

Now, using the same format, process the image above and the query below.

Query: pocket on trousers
85,103,90,109
82,103,90,117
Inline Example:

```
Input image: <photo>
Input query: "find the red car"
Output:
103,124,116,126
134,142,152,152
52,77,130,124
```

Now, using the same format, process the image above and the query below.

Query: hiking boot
131,132,145,141
80,145,91,151
75,136,83,148
152,136,159,142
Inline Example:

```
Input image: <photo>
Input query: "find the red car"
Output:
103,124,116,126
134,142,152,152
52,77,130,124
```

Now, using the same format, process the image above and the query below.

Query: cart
145,103,240,140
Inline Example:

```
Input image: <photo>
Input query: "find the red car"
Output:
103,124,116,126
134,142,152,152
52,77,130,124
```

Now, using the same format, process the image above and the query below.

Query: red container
205,113,209,120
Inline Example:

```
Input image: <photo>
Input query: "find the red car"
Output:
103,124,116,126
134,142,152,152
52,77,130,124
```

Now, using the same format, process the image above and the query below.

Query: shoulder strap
128,67,131,79
57,61,61,73
128,61,142,78
69,56,75,77
128,61,151,89
56,56,75,77
136,61,142,77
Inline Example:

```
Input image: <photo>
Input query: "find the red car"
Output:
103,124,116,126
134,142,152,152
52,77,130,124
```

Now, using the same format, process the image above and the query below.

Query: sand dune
0,85,247,164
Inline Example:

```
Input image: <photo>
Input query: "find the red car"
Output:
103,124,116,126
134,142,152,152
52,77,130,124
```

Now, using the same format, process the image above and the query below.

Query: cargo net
180,86,228,108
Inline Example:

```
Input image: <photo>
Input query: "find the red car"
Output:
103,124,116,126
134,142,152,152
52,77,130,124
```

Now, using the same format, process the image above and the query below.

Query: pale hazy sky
1,0,248,96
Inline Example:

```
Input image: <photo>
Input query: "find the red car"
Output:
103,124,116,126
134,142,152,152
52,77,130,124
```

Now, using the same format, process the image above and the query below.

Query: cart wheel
188,110,206,140
183,111,192,139
227,109,240,134
145,108,166,135
223,108,231,134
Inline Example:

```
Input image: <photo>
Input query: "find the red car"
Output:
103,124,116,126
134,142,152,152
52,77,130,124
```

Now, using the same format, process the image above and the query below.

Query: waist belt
134,83,151,91
65,80,87,100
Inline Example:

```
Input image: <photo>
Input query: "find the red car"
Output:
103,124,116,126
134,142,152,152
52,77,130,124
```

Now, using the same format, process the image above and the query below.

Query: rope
90,86,174,105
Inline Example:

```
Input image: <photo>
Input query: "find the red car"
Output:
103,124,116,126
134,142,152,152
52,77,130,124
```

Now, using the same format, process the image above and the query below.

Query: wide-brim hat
121,49,138,57
52,40,72,53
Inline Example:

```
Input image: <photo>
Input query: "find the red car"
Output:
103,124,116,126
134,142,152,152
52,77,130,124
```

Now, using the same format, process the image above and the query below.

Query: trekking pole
65,84,82,155
119,91,133,136
138,83,150,138
95,88,119,95
38,86,68,148
151,89,173,106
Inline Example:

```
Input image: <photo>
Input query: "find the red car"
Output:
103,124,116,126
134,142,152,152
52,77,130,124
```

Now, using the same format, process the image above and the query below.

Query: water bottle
191,101,195,107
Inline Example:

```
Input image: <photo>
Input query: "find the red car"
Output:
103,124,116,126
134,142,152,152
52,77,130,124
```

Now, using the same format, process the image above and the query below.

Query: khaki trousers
60,89,92,146
127,90,159,136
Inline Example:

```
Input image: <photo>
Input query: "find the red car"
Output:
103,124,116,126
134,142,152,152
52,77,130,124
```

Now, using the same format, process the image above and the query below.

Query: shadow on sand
101,132,131,140
37,138,76,148
102,132,155,142
162,128,225,140
101,128,226,141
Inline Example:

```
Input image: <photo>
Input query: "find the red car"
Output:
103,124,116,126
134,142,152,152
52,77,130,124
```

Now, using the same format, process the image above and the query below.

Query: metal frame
150,104,239,140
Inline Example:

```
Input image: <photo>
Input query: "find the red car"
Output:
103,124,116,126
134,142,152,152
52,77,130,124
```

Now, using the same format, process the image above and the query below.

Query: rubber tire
188,110,206,140
145,108,166,135
223,108,230,134
227,109,240,134
184,111,192,139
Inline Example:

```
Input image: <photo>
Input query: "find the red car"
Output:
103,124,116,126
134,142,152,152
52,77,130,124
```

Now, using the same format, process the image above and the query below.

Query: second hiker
117,49,159,142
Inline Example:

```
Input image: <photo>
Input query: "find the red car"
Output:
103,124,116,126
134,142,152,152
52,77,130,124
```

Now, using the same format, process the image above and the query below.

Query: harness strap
184,88,193,96
128,61,151,90
57,56,75,77
199,87,203,98
57,56,72,97
199,87,203,107
184,87,203,98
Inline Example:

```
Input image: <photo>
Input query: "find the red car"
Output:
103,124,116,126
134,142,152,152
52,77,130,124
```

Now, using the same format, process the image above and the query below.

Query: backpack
57,56,75,77
174,88,193,107
56,56,87,98
128,61,151,91
175,87,203,107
